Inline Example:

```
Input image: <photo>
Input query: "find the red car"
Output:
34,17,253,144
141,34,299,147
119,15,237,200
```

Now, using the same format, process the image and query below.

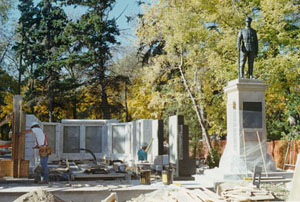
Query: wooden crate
19,160,29,177
0,160,13,178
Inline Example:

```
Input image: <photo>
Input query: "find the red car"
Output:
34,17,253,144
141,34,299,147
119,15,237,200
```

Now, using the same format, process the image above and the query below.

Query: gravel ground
260,182,291,201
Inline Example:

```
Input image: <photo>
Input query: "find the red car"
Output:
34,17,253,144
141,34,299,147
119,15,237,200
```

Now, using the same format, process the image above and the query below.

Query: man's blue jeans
40,155,49,182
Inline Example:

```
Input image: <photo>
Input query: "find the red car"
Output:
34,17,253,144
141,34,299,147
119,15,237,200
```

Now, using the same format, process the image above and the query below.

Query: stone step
260,171,294,179
0,177,35,184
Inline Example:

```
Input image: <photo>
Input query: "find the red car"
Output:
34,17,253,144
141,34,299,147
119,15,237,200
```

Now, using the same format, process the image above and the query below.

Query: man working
20,122,49,183
137,142,148,161
237,17,258,79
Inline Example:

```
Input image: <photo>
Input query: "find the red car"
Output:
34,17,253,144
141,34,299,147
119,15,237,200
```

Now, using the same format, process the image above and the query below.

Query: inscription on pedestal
243,102,262,128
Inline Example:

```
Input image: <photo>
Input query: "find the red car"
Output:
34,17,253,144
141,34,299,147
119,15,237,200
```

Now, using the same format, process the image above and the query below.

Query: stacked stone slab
107,119,163,162
25,116,164,173
152,120,164,156
169,115,195,180
219,79,275,177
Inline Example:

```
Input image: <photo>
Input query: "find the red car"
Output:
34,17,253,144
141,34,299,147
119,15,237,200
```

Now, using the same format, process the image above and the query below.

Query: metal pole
238,48,241,78
256,131,268,177
242,130,248,177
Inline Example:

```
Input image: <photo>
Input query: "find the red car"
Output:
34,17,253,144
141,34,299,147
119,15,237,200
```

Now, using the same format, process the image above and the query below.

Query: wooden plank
17,111,26,178
101,193,118,202
18,111,26,160
71,173,126,180
222,188,275,202
201,187,223,198
19,160,29,177
257,176,284,180
12,95,26,178
192,189,213,202
12,111,19,178
177,190,198,202
185,189,205,202
223,193,274,201
0,160,13,177
12,96,22,177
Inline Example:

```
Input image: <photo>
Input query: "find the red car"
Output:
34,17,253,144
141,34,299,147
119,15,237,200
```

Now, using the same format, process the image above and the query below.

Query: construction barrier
195,140,300,170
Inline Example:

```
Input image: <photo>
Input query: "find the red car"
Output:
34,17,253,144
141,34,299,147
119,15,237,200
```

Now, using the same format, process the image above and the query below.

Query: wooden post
12,95,26,178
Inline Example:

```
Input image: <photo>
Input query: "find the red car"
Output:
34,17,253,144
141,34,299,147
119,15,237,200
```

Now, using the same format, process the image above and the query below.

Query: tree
0,0,11,22
110,46,144,121
0,0,13,65
13,0,38,94
136,0,300,157
136,0,218,154
15,0,69,122
0,67,18,131
63,0,120,119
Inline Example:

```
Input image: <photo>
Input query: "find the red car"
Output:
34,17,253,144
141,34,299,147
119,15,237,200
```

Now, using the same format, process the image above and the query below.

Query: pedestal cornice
224,78,268,93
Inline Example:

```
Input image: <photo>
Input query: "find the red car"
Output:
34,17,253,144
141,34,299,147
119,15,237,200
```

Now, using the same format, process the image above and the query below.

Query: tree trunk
30,64,34,114
124,84,130,122
99,71,111,119
101,88,111,119
18,53,22,95
72,97,77,119
48,93,54,122
48,71,55,122
177,52,213,155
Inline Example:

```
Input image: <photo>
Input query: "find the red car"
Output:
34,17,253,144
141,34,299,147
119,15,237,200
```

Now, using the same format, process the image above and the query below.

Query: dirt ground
14,190,65,202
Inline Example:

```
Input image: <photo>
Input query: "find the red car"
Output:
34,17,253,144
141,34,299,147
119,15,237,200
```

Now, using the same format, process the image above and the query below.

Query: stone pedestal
219,79,275,176
169,115,195,180
152,120,164,156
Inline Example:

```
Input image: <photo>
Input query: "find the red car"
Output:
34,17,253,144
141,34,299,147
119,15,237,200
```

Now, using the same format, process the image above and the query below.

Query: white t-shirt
31,127,47,146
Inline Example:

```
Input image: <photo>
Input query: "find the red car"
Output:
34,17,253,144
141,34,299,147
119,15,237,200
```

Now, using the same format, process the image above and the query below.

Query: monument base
219,78,276,176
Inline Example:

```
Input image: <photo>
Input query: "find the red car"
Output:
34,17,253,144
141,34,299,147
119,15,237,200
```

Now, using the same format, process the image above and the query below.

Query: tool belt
35,134,52,157
39,145,52,157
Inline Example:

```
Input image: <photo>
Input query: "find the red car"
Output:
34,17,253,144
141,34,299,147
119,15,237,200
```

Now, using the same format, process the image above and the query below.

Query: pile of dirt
127,185,223,202
14,190,65,202
127,187,178,202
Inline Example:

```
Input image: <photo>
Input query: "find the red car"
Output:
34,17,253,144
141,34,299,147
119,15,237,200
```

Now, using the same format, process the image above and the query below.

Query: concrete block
85,126,103,153
135,119,155,162
63,126,80,153
178,125,189,160
130,121,137,161
178,159,196,176
112,124,126,154
288,154,300,201
152,120,164,159
169,115,184,164
136,119,153,148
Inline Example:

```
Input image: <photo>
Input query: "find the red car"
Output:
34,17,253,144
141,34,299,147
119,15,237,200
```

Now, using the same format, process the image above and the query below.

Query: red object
0,144,11,148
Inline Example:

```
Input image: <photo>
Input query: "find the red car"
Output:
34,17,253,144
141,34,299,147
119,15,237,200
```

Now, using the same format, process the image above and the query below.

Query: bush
205,147,221,168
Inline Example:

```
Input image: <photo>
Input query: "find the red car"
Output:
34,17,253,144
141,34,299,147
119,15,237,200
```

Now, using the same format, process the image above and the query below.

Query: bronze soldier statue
237,17,258,79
